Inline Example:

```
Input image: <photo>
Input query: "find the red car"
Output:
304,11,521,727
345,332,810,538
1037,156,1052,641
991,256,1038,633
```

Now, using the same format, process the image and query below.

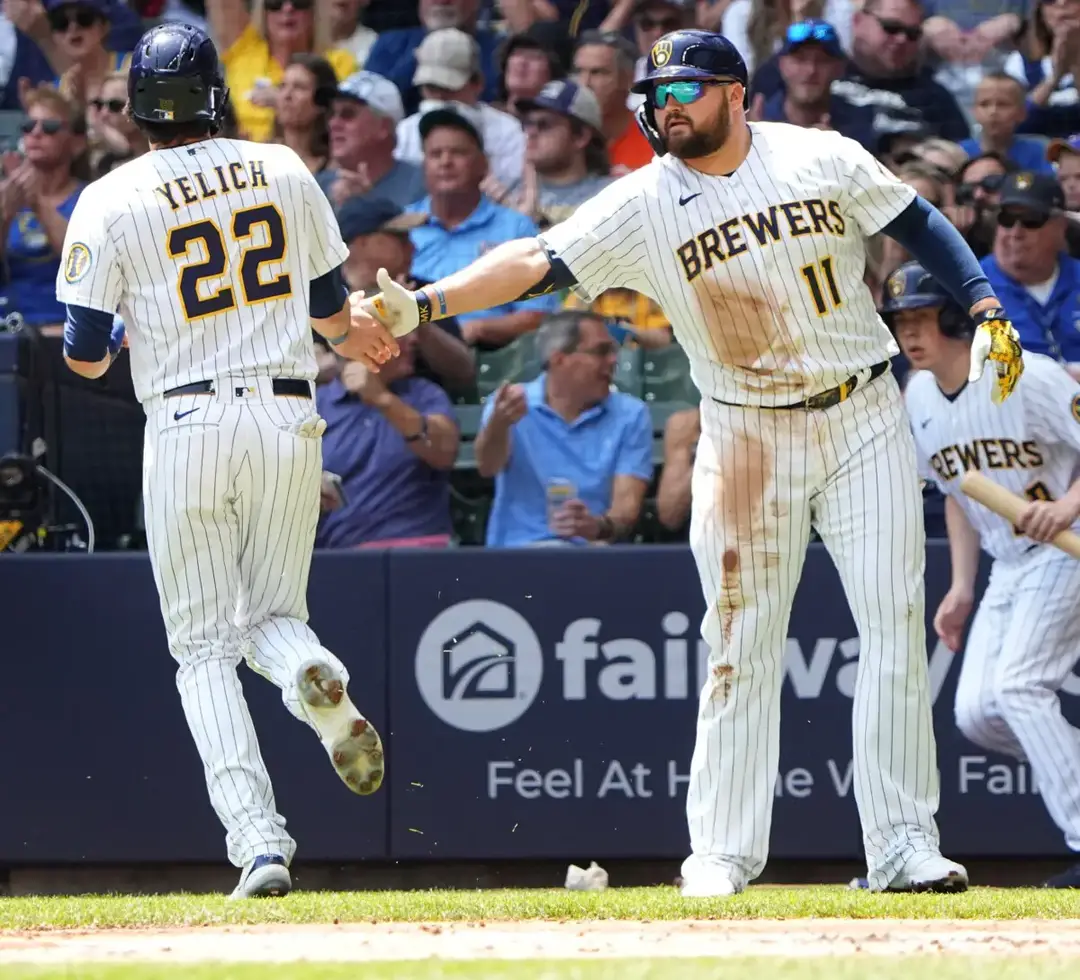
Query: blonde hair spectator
210,0,357,142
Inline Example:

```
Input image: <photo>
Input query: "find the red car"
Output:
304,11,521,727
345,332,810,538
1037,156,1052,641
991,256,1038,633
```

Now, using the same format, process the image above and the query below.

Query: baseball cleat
884,853,969,893
678,871,744,898
297,660,384,795
1042,863,1080,888
229,854,291,900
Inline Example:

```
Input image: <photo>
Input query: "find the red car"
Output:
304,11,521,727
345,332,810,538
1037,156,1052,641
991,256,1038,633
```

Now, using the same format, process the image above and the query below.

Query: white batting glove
350,268,420,339
968,308,1024,405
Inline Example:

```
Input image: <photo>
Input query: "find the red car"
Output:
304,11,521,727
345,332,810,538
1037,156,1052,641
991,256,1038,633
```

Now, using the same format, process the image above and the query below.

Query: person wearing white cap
394,28,526,192
317,70,427,212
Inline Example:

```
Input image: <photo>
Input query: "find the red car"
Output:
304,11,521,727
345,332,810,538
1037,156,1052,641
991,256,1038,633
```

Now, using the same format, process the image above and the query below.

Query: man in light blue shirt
406,106,558,347
475,311,654,547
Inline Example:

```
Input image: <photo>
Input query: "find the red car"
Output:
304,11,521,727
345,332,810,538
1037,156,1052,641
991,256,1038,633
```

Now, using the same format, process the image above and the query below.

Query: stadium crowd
1,0,1080,549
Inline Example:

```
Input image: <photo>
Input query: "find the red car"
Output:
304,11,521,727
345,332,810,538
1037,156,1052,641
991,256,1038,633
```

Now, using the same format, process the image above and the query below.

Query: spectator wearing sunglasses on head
748,21,876,149
0,83,86,329
828,0,970,144
980,171,1080,368
209,0,357,143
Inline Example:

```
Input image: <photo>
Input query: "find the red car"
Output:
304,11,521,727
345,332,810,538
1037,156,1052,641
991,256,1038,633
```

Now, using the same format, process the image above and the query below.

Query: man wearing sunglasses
831,0,970,145
981,171,1080,369
352,26,1025,899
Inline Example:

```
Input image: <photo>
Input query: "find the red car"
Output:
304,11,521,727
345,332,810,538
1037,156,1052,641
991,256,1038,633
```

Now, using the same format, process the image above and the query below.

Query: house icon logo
415,600,544,732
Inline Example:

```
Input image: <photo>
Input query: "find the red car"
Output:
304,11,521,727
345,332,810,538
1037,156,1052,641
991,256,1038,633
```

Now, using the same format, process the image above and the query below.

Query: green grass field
1,885,1079,930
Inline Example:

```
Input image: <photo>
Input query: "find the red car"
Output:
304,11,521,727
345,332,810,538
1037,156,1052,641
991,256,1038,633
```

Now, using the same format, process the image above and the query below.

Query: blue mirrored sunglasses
786,21,837,45
651,79,733,109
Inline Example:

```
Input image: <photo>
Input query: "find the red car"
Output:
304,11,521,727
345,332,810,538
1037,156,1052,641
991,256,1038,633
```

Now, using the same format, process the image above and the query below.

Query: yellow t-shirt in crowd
564,288,671,331
222,24,356,142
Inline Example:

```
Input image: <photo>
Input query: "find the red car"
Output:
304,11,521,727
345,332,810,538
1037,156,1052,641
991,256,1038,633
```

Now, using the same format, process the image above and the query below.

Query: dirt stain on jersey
711,662,735,704
691,275,807,399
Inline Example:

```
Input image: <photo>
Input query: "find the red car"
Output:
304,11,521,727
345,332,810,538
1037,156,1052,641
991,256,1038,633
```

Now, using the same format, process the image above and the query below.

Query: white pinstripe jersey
540,122,913,408
55,138,348,404
906,353,1080,562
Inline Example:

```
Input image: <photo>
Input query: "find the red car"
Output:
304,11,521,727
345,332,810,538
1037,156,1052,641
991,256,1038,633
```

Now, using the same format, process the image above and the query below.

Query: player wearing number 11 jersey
55,24,398,900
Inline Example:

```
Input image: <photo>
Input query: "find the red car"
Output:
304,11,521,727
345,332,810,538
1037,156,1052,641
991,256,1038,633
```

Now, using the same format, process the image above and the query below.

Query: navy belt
163,379,311,399
713,361,890,411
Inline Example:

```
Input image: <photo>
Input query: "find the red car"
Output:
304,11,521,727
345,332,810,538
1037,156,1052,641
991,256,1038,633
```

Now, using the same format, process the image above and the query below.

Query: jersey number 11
800,257,842,316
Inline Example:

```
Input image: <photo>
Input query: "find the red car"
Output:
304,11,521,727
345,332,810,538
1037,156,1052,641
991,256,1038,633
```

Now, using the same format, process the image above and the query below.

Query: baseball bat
959,470,1080,561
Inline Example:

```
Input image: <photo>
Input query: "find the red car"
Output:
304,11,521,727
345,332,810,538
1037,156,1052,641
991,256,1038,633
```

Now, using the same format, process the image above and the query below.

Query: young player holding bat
884,260,1080,889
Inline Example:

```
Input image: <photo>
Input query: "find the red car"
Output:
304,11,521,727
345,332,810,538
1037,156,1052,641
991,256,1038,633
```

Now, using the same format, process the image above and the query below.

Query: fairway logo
415,600,544,732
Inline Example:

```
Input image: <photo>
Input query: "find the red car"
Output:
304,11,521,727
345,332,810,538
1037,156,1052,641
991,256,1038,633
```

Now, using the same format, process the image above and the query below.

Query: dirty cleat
297,660,384,795
1042,863,1080,888
678,870,744,898
884,853,968,893
229,855,291,899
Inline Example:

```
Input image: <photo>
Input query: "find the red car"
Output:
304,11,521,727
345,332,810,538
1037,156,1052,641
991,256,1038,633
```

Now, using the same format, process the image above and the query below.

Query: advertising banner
0,553,389,862
388,544,1080,861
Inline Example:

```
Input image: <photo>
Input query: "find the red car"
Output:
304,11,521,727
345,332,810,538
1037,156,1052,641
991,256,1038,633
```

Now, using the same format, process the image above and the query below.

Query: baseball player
891,262,1080,890
55,25,400,900
352,30,1027,897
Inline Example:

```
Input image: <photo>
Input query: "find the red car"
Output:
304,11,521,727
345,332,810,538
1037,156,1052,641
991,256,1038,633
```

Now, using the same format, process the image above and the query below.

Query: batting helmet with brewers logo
631,30,748,155
879,261,973,339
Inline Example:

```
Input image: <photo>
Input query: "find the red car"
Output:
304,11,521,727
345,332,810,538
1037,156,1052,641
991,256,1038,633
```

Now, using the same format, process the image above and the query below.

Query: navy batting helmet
128,23,228,131
879,262,972,339
631,30,748,155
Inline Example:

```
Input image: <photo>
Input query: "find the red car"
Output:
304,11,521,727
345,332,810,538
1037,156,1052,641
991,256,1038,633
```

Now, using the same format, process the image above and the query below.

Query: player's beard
665,98,731,160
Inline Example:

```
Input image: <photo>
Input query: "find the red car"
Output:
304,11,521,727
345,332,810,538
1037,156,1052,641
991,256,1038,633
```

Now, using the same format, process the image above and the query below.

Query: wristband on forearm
413,284,449,324
326,329,350,346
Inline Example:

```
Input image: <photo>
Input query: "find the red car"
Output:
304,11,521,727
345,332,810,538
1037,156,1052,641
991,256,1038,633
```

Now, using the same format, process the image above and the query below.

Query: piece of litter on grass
410,782,423,787
565,861,608,892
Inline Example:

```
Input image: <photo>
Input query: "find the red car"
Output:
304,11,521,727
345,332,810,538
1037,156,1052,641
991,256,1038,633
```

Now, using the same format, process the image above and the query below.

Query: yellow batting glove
968,308,1024,405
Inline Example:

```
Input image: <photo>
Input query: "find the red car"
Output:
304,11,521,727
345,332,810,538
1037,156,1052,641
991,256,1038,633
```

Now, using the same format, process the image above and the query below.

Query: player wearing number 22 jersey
889,261,1080,890
351,30,1027,897
55,25,399,901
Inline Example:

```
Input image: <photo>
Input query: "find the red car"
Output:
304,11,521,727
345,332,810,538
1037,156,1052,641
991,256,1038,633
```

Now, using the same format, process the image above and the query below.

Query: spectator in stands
0,84,85,328
912,138,968,180
0,4,63,109
877,159,949,275
922,5,1022,68
334,196,477,396
210,0,356,143
405,108,559,347
365,0,502,116
86,68,146,177
394,28,526,192
723,0,854,79
272,54,337,175
1006,0,1080,139
504,78,612,227
493,20,571,117
619,0,697,104
317,71,425,211
830,0,970,143
315,332,460,550
500,0,612,37
329,0,376,66
960,73,1054,175
980,171,1080,365
1049,135,1080,211
656,406,699,535
952,151,1009,258
564,288,673,334
36,0,132,106
476,310,653,547
573,30,654,172
158,0,210,33
749,20,876,148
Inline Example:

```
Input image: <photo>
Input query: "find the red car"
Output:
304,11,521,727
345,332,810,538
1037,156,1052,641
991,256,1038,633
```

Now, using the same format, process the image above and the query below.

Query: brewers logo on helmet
878,261,973,339
632,30,749,155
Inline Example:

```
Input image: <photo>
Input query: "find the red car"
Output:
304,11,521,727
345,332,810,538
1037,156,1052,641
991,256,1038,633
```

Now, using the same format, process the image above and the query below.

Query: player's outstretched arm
310,266,399,371
350,238,569,339
934,495,980,652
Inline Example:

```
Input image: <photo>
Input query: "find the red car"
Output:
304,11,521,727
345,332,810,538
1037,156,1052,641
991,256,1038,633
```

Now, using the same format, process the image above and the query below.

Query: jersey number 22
168,203,292,321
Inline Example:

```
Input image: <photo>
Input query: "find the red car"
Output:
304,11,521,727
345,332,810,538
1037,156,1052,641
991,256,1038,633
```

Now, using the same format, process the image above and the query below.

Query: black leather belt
712,361,890,411
163,379,311,399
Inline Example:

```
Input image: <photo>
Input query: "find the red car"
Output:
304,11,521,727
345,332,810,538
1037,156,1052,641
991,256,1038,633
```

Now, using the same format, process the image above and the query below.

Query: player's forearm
474,419,513,478
414,238,554,323
944,495,981,595
311,303,350,343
